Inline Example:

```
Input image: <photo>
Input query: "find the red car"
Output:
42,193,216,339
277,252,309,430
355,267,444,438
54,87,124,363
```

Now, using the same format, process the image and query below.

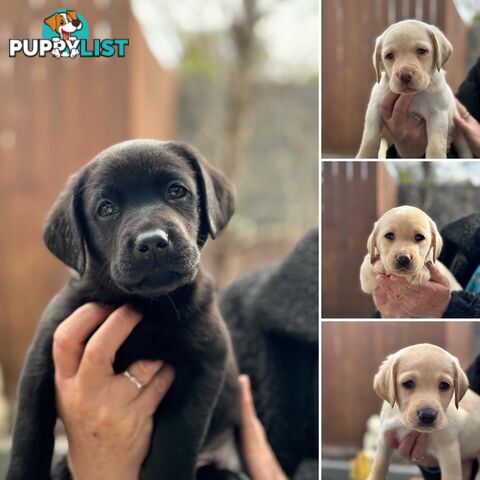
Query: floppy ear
367,221,379,264
165,143,236,245
428,218,443,262
44,13,60,32
373,34,384,82
427,25,453,71
67,10,78,21
43,169,89,275
374,354,398,407
452,356,469,409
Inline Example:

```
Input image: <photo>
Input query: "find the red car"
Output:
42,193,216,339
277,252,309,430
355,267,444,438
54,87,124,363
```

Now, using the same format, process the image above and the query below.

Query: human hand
53,303,175,480
239,375,287,480
372,263,451,318
384,431,438,468
380,91,428,158
454,99,480,157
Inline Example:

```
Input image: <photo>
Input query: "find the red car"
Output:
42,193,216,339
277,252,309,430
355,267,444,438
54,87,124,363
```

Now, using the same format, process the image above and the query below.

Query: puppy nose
72,20,80,27
135,230,169,254
398,71,413,84
418,408,437,425
395,253,411,267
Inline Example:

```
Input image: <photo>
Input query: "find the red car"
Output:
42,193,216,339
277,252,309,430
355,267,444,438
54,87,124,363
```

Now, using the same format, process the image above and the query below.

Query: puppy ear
67,10,78,21
44,13,60,32
374,354,398,407
43,169,88,275
165,143,236,245
428,219,443,263
373,34,384,82
452,356,469,409
427,25,453,71
367,221,379,264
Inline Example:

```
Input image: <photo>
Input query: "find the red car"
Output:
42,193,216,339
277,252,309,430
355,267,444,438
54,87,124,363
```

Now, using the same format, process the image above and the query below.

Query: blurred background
322,0,480,157
322,161,480,317
322,321,478,480
0,0,318,469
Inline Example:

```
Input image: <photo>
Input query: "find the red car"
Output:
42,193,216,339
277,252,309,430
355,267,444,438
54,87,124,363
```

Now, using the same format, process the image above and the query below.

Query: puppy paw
70,48,79,58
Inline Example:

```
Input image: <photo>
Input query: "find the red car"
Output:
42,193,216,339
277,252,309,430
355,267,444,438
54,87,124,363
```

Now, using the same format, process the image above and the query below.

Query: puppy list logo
9,9,129,59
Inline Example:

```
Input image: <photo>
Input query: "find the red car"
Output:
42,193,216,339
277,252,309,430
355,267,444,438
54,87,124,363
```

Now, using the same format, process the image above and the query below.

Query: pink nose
398,71,413,84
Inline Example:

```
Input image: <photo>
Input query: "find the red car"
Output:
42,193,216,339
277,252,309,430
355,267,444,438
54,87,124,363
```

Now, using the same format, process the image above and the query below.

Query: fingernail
239,374,253,402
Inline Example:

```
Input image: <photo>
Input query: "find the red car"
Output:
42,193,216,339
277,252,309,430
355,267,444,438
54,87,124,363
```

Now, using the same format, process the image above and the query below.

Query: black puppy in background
7,140,242,480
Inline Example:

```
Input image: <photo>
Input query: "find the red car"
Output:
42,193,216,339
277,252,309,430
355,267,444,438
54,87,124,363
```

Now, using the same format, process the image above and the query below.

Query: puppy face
43,140,235,297
373,20,452,94
374,344,469,432
367,206,442,277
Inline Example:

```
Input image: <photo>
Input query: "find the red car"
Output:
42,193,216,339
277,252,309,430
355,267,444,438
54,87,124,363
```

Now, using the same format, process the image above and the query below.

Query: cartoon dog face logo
44,10,83,58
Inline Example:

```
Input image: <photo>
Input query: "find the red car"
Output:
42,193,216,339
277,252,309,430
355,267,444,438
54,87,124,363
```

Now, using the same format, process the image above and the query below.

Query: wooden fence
0,0,176,397
322,321,475,453
322,0,469,157
322,162,398,317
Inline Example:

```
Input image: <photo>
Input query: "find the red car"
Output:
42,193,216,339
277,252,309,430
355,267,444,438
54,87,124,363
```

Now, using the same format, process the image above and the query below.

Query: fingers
454,112,470,133
456,99,469,118
397,431,420,459
426,262,450,288
78,305,142,386
380,91,400,121
411,432,429,460
134,364,175,416
391,94,416,118
53,303,115,380
118,359,164,401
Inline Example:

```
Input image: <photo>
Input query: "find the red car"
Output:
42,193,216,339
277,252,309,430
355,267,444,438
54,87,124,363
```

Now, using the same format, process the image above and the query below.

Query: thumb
426,262,450,288
453,113,470,134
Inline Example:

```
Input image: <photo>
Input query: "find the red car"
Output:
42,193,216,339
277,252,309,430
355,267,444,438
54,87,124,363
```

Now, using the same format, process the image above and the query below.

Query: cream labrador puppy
369,344,480,480
360,205,462,294
357,20,471,159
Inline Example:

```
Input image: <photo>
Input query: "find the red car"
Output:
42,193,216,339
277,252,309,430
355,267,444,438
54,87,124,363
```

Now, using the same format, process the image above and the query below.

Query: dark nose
418,408,437,425
72,20,80,27
135,230,169,254
396,253,411,267
399,71,412,84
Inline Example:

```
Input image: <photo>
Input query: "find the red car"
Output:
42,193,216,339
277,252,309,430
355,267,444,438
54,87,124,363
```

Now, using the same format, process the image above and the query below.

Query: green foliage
181,34,225,78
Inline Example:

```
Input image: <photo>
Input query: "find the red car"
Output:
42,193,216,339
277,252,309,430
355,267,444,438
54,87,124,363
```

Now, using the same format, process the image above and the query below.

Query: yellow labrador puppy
369,344,480,480
357,20,471,158
360,205,462,293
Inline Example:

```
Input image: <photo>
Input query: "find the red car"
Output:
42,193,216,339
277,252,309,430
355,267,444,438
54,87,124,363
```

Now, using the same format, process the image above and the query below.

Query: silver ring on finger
411,113,422,123
123,369,144,390
412,455,425,463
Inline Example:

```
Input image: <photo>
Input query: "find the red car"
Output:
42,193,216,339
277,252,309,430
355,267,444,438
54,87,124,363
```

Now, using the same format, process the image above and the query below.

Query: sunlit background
0,0,318,471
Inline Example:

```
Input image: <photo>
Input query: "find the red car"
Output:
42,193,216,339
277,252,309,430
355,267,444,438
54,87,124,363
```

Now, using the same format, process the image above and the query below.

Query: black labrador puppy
7,140,243,480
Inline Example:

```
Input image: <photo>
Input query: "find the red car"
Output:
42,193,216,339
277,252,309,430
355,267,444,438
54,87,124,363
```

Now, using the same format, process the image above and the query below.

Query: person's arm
53,303,175,480
55,305,287,480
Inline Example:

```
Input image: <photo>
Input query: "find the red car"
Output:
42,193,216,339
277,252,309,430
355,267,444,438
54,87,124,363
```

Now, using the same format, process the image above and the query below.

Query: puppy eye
415,234,425,241
402,380,415,389
97,201,116,217
385,53,394,60
417,48,428,55
439,382,450,391
168,184,188,199
385,232,395,240
60,18,65,25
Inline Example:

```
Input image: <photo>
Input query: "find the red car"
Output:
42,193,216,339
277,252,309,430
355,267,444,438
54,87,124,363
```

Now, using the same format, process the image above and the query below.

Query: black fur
7,140,241,480
220,228,319,479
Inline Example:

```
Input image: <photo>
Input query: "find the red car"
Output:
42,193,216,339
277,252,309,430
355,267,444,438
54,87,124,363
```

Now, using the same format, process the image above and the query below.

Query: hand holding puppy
373,263,451,318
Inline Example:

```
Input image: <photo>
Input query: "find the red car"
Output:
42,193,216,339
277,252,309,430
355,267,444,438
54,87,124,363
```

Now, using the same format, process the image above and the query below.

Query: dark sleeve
456,57,480,122
442,291,480,318
293,460,318,480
